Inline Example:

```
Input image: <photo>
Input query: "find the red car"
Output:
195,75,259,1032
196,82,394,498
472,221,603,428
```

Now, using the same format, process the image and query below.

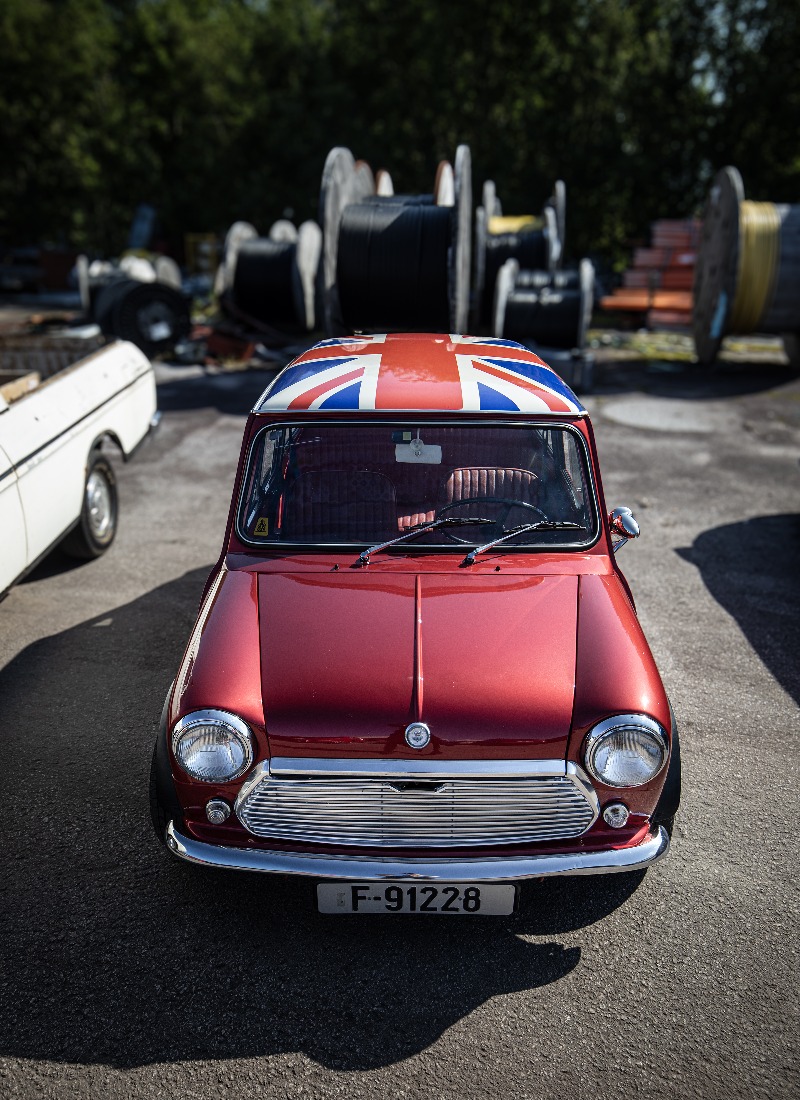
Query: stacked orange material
600,219,700,328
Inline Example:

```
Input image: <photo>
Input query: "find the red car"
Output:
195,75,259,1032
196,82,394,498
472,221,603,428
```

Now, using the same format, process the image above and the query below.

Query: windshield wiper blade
357,517,495,566
462,521,586,565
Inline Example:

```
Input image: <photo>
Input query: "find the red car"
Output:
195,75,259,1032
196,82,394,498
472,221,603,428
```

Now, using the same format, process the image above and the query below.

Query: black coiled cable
514,269,579,291
502,286,583,349
94,278,190,355
232,238,304,329
482,230,548,324
336,198,451,330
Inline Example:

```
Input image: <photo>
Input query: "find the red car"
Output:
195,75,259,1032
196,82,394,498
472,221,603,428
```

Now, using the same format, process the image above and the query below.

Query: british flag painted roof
255,333,585,416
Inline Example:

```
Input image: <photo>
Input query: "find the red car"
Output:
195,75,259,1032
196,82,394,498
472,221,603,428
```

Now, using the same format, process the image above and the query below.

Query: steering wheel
436,497,550,542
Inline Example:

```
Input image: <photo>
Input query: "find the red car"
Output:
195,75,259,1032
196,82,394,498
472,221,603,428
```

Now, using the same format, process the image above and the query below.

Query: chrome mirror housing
609,506,640,552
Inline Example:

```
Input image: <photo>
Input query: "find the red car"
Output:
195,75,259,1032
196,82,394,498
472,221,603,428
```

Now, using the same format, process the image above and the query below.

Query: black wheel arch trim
653,704,681,825
153,682,185,833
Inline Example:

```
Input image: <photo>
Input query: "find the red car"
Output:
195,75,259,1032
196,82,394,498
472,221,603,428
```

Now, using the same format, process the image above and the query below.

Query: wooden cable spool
493,258,594,351
324,144,472,335
693,166,800,366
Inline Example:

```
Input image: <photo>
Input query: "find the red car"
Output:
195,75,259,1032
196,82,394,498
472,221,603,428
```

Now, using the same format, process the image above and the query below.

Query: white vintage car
0,338,157,596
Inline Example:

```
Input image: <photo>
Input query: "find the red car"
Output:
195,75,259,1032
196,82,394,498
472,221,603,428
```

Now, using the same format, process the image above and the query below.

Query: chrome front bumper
164,820,670,881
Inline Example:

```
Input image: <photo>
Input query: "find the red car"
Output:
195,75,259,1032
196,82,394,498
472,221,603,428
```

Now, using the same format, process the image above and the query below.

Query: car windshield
238,422,597,549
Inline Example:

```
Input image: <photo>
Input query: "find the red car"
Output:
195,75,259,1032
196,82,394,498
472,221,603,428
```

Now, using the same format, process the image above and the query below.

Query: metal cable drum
494,258,594,351
693,165,800,366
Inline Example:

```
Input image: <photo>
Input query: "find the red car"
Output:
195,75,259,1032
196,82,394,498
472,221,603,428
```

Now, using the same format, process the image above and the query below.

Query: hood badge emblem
404,722,431,749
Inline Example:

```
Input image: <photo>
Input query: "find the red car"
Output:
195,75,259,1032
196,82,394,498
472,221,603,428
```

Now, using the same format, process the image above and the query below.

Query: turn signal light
206,799,231,825
602,802,630,829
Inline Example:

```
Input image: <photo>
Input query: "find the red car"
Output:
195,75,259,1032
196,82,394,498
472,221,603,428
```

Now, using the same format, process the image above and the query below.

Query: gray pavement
0,349,798,1099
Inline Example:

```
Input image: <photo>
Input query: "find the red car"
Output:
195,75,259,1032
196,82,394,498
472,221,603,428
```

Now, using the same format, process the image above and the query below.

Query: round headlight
171,709,253,783
584,714,668,788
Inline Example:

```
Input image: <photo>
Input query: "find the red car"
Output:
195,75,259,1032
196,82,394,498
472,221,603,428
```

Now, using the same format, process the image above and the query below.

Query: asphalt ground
1,344,798,1099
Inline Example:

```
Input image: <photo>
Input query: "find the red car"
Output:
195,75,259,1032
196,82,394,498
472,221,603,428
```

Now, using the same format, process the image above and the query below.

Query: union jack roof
255,333,585,416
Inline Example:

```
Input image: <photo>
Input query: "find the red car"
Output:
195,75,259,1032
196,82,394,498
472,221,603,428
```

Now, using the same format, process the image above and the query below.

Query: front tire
62,452,118,560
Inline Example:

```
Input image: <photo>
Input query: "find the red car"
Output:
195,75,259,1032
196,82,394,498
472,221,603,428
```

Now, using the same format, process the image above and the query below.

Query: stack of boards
599,220,699,329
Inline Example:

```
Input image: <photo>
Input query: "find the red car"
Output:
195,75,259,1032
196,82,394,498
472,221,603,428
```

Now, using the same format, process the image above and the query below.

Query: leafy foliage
0,0,797,262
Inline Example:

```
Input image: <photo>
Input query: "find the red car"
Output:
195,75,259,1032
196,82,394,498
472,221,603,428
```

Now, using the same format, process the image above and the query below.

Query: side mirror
609,506,640,552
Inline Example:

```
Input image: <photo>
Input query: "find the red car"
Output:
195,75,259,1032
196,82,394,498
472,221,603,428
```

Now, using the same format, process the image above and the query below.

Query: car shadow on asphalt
16,544,89,585
0,567,645,1071
676,513,800,706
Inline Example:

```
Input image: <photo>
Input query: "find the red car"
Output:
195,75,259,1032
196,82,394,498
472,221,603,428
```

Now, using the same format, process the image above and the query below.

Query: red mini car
151,333,680,915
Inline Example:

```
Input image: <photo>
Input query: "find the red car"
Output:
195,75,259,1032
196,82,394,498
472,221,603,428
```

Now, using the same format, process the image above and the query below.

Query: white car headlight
584,714,668,788
171,709,253,783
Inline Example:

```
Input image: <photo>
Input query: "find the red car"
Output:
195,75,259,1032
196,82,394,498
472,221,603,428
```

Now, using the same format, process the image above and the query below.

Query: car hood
258,571,578,760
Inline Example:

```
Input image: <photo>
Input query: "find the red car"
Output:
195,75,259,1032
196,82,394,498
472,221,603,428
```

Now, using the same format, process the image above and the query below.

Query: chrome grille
236,763,597,848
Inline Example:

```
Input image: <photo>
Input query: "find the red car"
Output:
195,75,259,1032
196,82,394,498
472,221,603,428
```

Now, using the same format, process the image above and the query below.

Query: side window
562,436,587,511
240,430,282,539
534,429,589,522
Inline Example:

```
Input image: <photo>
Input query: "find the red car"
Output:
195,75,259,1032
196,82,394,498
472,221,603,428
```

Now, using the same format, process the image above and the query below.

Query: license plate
316,881,516,915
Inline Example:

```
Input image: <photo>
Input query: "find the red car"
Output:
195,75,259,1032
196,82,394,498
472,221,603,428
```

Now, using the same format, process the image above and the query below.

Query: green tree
702,0,800,202
0,0,797,268
0,0,120,248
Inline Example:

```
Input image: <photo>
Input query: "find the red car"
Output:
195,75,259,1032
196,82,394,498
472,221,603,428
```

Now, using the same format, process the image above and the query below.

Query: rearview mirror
609,506,639,552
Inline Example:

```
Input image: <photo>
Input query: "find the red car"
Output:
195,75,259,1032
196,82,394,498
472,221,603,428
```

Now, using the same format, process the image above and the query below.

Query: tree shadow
676,513,800,705
595,354,799,401
0,567,643,1071
156,364,282,415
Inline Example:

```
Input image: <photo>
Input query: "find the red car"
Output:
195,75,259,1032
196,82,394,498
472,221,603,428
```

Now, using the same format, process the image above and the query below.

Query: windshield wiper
461,521,586,566
357,517,495,566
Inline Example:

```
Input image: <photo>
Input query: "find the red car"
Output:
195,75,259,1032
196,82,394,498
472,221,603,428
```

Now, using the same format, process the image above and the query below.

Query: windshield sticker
254,517,269,536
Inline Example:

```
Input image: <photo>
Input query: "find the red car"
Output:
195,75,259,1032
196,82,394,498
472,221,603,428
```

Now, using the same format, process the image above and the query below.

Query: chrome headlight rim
584,713,669,789
171,708,254,784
